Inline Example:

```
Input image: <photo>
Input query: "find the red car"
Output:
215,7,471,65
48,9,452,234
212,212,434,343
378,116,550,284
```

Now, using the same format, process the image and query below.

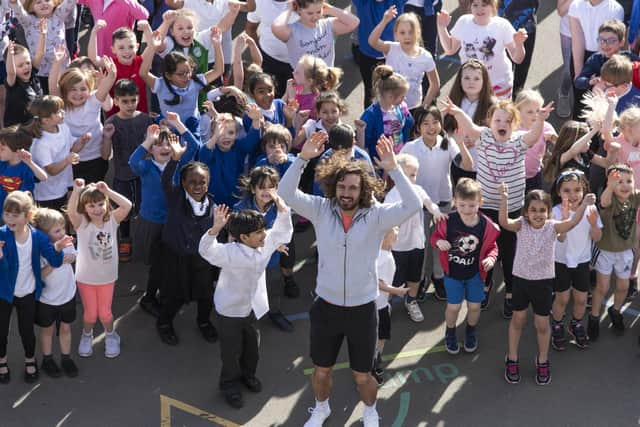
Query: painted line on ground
160,394,241,427
391,392,411,427
303,345,449,375
12,383,40,408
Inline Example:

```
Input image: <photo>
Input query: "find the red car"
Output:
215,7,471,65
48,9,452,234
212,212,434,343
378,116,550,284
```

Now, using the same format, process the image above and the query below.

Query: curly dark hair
315,151,385,209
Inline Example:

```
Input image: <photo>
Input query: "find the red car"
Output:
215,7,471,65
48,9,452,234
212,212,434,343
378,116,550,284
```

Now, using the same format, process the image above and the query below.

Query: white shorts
594,249,634,279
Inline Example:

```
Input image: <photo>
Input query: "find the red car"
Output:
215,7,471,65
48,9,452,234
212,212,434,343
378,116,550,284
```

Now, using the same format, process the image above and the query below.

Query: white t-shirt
64,93,104,162
385,42,436,108
385,184,427,251
286,17,335,67
181,0,233,64
14,233,35,298
451,15,516,89
553,205,602,268
39,246,77,306
400,135,459,203
75,216,119,285
247,0,291,63
568,0,623,52
375,249,395,309
31,123,74,201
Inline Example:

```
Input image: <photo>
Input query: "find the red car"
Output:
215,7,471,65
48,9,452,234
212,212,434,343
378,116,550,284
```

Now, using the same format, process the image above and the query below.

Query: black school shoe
627,278,638,301
242,376,262,393
198,322,219,343
24,360,39,383
587,315,600,342
157,323,179,346
60,356,78,377
268,311,294,332
223,387,244,409
0,362,10,384
608,307,625,335
41,356,62,378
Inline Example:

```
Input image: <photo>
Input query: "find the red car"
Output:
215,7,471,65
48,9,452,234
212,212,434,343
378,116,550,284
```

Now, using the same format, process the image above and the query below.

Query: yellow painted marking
160,394,241,427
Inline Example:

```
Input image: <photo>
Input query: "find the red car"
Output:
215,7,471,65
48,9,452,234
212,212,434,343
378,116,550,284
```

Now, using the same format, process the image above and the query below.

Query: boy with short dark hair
575,19,638,92
199,194,293,409
89,20,152,114
0,126,46,212
103,79,154,261
431,178,499,355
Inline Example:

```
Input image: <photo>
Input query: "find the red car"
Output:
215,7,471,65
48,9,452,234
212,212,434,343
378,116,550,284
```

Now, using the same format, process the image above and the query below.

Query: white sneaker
78,331,93,357
303,405,331,427
556,90,572,118
405,300,424,322
362,409,380,427
105,331,121,358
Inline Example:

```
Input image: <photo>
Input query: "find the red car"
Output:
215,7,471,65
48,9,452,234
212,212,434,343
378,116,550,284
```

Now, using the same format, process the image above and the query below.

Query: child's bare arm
33,18,47,69
95,181,133,224
67,179,85,230
498,183,522,232
5,41,16,87
88,19,107,68
379,280,408,297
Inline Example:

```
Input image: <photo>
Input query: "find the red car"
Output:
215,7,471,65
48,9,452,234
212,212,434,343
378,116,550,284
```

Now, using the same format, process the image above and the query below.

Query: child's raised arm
506,29,527,65
554,193,596,234
140,34,161,89
436,11,460,56
457,135,474,171
18,149,47,182
33,18,47,70
560,124,599,167
600,169,619,209
523,102,554,147
439,97,482,141
95,181,133,224
95,56,117,102
67,178,86,230
88,19,107,68
271,3,293,42
5,41,17,87
48,44,67,96
498,183,522,232
325,2,359,36
204,27,225,85
367,5,397,56
217,1,241,33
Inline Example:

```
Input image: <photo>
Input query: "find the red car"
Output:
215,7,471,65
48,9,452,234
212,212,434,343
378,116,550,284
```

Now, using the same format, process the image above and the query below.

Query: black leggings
0,293,36,359
480,208,519,295
159,297,213,327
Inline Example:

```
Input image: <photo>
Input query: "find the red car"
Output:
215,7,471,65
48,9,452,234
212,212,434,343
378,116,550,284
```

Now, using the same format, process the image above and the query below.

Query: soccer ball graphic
455,235,479,255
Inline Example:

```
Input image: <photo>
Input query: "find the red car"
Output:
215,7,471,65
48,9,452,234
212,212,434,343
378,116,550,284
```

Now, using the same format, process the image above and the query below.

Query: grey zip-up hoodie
279,156,422,307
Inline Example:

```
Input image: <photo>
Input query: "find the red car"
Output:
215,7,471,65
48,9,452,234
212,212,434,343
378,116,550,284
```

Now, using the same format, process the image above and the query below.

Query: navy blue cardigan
0,225,63,303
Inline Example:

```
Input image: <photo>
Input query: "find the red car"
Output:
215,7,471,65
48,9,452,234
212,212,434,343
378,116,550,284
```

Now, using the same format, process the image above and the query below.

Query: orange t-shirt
341,212,353,232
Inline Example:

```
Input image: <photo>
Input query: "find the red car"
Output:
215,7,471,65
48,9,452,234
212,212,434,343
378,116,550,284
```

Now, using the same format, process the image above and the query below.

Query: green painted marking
391,392,411,427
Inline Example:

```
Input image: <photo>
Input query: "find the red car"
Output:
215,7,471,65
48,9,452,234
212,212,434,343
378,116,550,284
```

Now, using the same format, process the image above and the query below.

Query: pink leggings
77,282,115,325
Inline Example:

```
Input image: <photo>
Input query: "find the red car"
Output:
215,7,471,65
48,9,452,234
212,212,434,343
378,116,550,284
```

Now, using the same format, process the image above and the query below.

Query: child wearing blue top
0,126,46,214
234,166,298,332
129,113,200,317
360,65,413,158
0,191,72,384
255,124,296,178
197,106,262,207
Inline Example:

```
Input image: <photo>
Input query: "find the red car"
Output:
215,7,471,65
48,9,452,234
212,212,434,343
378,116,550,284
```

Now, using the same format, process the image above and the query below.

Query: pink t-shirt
523,122,555,179
295,90,318,120
512,218,557,280
616,135,640,189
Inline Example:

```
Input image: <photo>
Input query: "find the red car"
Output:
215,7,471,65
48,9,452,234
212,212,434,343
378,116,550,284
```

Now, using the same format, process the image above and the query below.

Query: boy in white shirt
198,190,293,410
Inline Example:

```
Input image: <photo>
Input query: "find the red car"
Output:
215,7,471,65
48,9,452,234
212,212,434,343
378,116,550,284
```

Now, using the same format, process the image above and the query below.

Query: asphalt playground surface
2,1,640,426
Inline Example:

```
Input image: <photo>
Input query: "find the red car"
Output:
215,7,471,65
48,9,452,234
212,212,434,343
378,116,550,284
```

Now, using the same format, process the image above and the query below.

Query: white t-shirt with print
31,123,74,201
64,94,104,162
75,216,119,285
568,0,623,52
385,42,436,108
451,15,516,89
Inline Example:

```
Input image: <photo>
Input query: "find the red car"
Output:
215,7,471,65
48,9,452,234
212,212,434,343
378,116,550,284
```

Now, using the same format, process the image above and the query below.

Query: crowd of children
0,0,640,424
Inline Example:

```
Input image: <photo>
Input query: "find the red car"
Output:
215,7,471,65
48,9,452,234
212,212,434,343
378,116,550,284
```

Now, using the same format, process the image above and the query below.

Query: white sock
364,402,377,416
316,399,330,411
83,329,93,336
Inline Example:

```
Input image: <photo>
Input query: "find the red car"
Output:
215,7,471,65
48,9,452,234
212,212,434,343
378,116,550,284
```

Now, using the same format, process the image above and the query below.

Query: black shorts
309,298,378,373
377,306,391,340
35,297,76,327
512,277,553,316
554,262,590,293
392,248,424,285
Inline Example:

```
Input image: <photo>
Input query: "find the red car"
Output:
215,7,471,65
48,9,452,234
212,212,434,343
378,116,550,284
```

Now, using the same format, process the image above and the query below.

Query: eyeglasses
597,37,620,46
172,70,192,78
